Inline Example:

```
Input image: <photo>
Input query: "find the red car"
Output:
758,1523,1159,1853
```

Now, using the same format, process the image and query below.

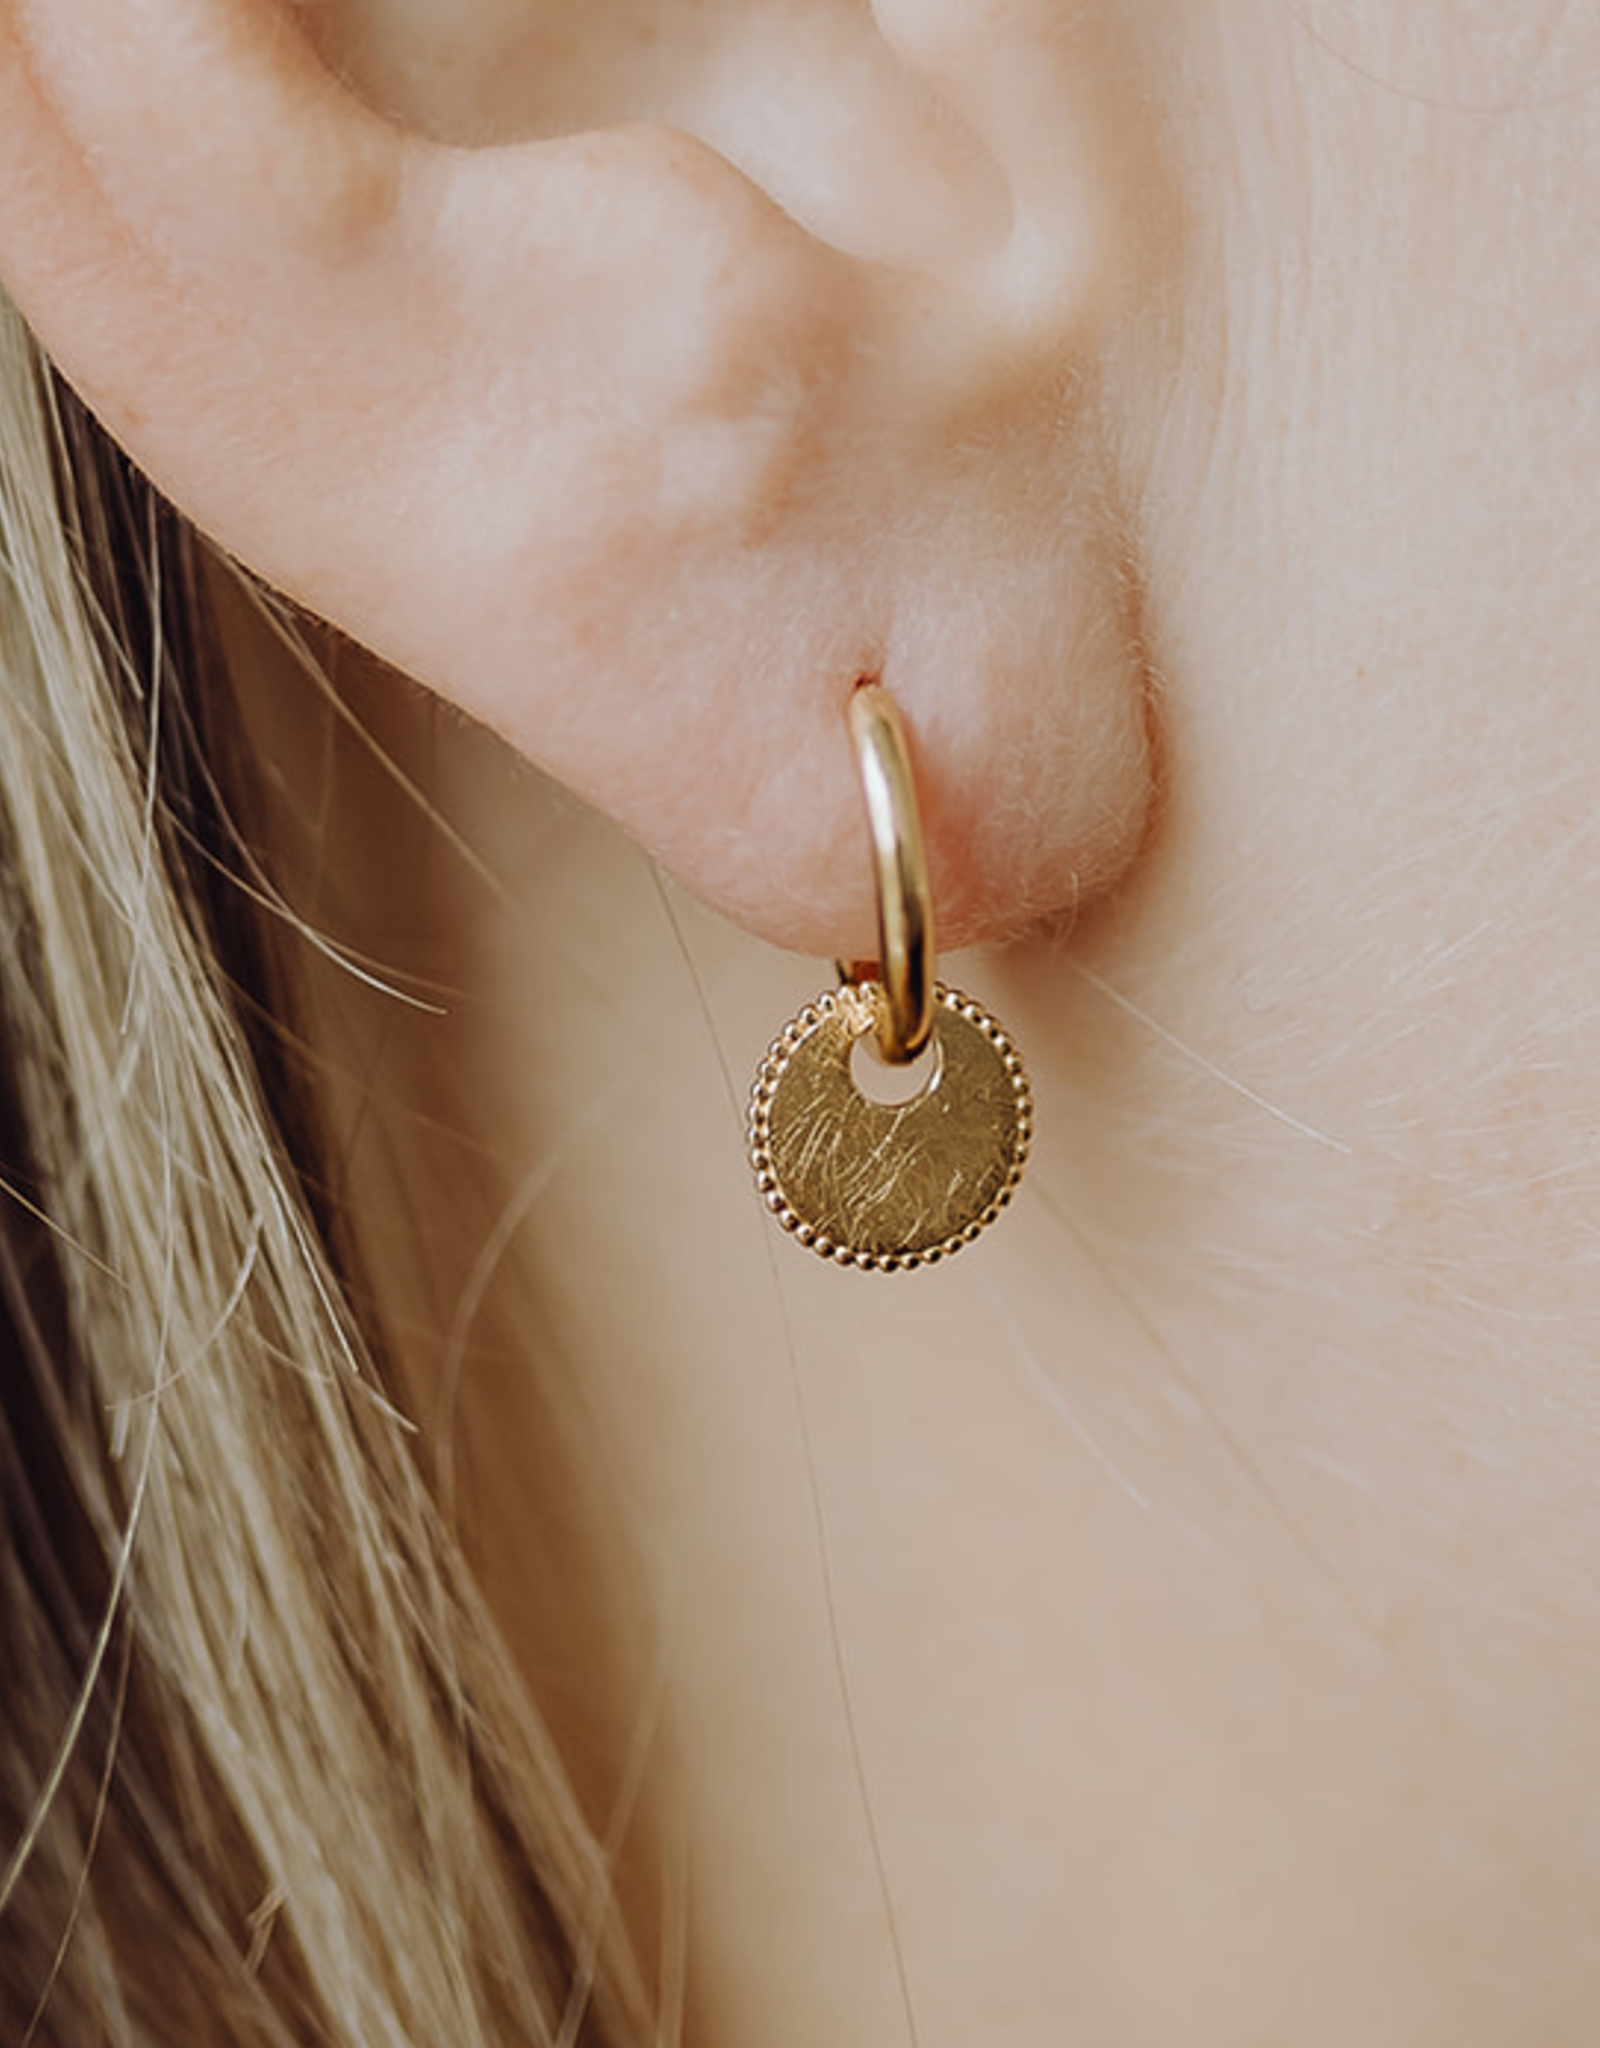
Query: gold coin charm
748,680,1033,1269
749,980,1032,1271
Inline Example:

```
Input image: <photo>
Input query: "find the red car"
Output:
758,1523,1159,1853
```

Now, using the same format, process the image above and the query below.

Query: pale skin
6,1,1600,2042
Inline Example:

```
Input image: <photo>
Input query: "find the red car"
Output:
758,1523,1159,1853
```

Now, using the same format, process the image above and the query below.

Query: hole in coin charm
748,982,1032,1271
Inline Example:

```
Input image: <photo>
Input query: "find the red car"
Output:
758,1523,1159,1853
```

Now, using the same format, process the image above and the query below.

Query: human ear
0,0,1166,955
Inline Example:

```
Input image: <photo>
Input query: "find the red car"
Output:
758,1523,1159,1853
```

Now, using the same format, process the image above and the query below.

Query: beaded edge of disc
747,982,1033,1273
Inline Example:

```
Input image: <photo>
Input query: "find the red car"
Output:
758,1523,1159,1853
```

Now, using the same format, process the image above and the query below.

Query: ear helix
0,0,851,706
1,0,832,412
7,0,404,292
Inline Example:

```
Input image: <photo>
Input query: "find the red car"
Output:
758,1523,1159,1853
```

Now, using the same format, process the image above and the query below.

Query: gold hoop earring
748,681,1032,1272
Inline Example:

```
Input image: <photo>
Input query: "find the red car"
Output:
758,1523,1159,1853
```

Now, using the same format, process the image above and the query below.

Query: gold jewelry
748,682,1031,1271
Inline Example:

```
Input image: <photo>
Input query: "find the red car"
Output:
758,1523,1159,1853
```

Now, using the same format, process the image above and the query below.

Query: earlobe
0,0,1165,960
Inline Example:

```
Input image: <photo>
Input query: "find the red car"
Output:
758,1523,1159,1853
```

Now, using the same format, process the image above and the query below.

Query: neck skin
254,588,1600,2048
234,5,1600,2042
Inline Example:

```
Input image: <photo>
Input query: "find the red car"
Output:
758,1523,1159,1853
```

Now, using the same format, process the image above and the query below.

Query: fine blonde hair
0,291,648,2046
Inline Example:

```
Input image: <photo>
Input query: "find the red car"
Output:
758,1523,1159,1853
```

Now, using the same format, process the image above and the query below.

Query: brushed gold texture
749,982,1031,1271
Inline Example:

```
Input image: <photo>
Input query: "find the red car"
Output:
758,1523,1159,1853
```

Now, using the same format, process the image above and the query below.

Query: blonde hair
0,292,648,2045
